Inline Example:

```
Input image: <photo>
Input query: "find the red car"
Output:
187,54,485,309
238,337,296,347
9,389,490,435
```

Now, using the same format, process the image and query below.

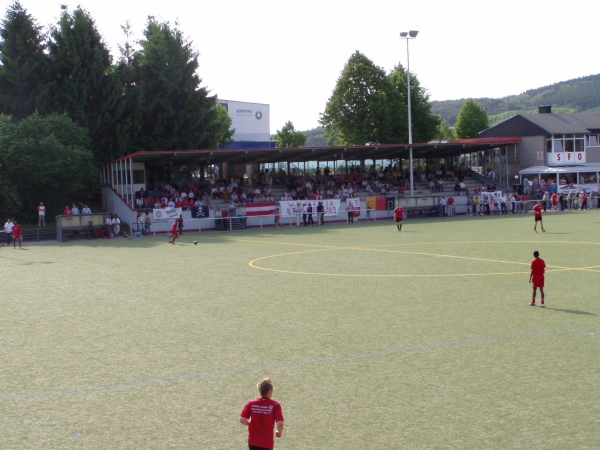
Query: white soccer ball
193,241,197,245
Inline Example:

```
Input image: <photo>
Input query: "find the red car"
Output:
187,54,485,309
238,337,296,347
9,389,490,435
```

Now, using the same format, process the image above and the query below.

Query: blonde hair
257,378,273,397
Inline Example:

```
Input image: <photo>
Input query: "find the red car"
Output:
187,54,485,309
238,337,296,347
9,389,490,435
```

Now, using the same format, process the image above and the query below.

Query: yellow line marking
248,246,600,277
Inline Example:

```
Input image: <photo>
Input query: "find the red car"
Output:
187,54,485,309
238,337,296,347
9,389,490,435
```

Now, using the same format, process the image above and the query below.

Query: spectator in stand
500,194,507,214
580,191,588,210
82,204,92,214
494,194,500,215
221,207,228,230
4,218,14,246
71,203,80,215
144,212,151,235
346,202,355,223
136,196,144,209
513,193,521,213
63,205,71,215
86,221,97,239
105,215,113,236
38,202,46,227
112,214,121,237
542,191,549,211
136,212,143,232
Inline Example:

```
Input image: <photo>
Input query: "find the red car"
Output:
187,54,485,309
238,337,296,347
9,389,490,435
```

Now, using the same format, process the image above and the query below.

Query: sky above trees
3,0,599,132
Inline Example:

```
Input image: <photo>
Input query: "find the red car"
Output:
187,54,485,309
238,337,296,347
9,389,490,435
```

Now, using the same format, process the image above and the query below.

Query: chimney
538,105,552,114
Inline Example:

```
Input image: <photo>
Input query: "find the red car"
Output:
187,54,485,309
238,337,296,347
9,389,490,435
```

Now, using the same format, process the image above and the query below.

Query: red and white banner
244,202,277,216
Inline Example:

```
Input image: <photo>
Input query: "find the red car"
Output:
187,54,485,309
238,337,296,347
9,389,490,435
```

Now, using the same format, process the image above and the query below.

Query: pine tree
0,2,49,119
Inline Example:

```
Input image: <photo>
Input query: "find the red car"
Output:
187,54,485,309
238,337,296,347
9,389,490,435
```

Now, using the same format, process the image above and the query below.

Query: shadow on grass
544,307,597,316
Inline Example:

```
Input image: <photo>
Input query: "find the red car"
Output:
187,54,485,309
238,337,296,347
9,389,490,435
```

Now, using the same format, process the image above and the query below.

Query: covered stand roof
519,164,600,175
105,137,520,168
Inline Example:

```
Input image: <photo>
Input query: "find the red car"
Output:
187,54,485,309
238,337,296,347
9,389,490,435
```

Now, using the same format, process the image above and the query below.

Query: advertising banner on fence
479,191,503,203
279,199,341,217
152,207,182,220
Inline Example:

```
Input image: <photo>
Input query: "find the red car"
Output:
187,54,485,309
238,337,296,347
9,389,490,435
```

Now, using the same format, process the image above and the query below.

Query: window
586,135,599,146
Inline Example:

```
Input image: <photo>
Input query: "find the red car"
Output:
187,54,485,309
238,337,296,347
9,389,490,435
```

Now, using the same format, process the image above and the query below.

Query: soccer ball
193,241,197,245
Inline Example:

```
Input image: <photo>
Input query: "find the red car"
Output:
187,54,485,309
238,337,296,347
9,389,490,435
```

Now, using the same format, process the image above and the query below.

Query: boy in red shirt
12,220,22,249
168,220,179,244
533,201,545,232
240,378,284,450
394,203,405,231
529,250,546,307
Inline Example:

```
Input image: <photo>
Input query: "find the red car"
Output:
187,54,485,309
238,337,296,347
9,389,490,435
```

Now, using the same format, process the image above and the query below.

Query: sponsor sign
152,207,182,220
279,200,341,218
548,151,586,165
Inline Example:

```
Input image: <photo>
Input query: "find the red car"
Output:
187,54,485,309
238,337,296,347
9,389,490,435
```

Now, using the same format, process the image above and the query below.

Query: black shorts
249,445,272,450
395,217,403,223
535,216,543,222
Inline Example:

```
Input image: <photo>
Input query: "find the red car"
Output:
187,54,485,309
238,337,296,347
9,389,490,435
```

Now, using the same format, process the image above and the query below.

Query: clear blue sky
4,0,600,132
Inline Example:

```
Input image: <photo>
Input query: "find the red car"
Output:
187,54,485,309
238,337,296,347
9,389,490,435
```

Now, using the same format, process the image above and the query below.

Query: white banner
279,200,341,218
479,191,503,202
152,207,182,221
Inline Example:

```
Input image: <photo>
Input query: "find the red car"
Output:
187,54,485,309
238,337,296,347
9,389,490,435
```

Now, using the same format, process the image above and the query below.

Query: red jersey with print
533,204,542,218
240,397,284,449
531,257,546,287
170,221,178,237
11,224,21,239
394,207,404,219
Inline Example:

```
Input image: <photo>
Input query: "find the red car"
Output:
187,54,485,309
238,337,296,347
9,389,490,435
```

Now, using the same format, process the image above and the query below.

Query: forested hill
431,73,600,126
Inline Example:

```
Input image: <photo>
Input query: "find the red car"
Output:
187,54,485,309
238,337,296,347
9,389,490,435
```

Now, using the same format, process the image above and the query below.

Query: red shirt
11,224,21,239
240,397,284,448
533,204,542,218
171,222,178,233
394,206,404,219
531,257,546,276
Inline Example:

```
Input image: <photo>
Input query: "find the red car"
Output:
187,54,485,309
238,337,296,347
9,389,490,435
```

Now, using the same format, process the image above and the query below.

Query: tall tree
0,112,98,221
437,116,455,142
0,1,49,119
320,51,396,146
132,18,228,151
455,98,489,139
43,6,125,163
275,121,306,147
388,64,440,143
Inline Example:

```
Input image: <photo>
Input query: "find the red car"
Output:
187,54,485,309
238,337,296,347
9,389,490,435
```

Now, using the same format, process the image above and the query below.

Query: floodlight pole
400,30,418,197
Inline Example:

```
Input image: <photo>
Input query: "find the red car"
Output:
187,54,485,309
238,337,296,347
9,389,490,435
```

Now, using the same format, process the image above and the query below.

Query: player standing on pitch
533,200,545,233
529,250,546,307
168,219,179,244
394,203,405,231
240,378,284,450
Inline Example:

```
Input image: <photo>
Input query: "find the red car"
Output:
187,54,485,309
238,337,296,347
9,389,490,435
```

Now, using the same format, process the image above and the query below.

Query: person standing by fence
38,202,46,227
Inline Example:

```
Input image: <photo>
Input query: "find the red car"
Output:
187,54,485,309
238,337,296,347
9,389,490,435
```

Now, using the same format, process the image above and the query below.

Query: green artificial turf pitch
1,211,599,449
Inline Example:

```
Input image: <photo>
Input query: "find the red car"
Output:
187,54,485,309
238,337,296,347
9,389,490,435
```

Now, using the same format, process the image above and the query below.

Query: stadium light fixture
400,30,418,197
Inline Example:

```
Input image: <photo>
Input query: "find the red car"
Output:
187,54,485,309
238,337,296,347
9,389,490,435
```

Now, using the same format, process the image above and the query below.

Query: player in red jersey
533,201,545,232
240,378,284,450
168,220,179,244
394,203,405,231
11,220,22,249
529,250,546,307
